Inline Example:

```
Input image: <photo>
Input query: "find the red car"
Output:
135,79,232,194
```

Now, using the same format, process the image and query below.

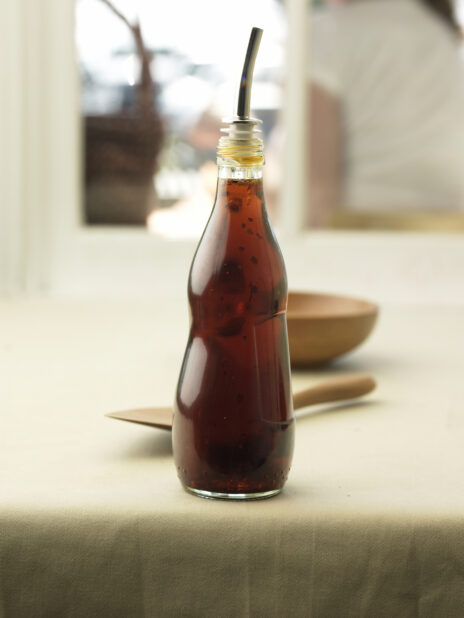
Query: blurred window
307,0,464,232
76,0,286,239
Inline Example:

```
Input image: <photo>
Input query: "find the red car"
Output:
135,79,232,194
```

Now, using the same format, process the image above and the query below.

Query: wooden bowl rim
287,291,379,320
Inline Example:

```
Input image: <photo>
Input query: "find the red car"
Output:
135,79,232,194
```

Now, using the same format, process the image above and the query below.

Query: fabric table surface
1,300,464,617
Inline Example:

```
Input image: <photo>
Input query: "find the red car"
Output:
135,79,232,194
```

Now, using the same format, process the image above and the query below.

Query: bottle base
184,486,282,501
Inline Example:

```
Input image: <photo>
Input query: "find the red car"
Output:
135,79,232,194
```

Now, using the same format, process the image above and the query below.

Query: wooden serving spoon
106,374,376,431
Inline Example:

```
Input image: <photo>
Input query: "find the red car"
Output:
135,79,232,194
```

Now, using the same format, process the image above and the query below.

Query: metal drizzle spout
217,27,265,167
236,27,263,121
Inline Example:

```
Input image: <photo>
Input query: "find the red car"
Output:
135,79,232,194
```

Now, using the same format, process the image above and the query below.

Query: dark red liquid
172,176,294,495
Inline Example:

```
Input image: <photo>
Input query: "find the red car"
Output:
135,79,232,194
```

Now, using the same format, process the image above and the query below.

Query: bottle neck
218,165,263,180
214,166,265,223
215,121,265,214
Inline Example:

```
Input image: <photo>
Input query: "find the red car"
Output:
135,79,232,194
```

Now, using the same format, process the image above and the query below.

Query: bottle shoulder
189,212,287,296
187,176,287,312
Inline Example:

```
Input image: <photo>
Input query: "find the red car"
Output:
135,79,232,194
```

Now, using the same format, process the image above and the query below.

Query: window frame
2,0,464,305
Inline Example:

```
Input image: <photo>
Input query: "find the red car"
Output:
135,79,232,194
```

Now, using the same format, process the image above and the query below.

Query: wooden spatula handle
293,375,376,410
107,375,376,429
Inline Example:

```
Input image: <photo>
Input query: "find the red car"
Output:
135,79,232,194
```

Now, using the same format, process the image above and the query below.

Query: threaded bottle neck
218,165,263,180
216,119,264,168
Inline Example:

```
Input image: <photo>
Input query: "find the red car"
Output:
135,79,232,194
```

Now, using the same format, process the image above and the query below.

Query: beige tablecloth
1,300,464,617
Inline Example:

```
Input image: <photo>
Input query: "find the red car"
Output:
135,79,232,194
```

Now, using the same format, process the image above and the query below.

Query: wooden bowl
287,292,378,367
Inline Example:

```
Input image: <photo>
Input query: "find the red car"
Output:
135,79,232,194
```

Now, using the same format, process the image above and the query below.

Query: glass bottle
172,121,294,499
172,27,294,500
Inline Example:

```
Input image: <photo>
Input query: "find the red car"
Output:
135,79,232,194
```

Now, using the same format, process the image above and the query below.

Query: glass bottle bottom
185,486,282,501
